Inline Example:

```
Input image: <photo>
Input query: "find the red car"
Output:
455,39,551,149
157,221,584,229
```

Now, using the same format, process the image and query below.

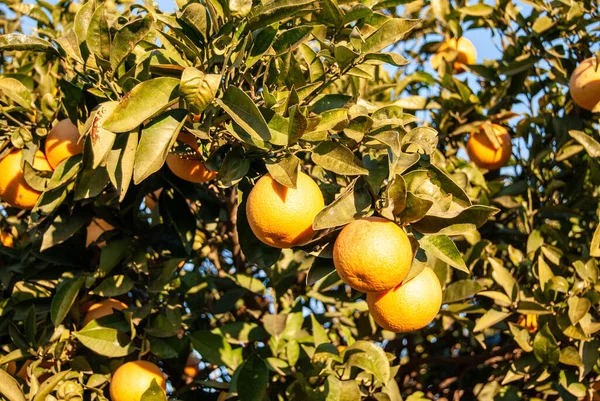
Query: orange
245,172,324,248
6,361,17,376
517,314,538,333
333,217,412,293
85,218,114,248
110,361,166,401
166,133,216,183
82,299,128,326
570,57,600,111
1,231,14,248
466,124,512,170
0,149,52,209
45,119,84,169
183,353,200,377
367,266,442,333
436,37,477,73
590,381,600,401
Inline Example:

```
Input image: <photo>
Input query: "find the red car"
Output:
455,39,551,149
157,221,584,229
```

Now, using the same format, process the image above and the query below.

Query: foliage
0,0,599,400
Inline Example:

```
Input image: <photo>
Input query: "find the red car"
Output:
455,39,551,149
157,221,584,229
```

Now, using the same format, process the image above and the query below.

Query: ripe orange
333,217,412,293
1,231,14,248
110,361,166,401
6,361,17,376
466,124,512,170
85,218,114,248
570,57,600,111
166,133,216,183
45,119,84,169
436,37,477,73
367,266,442,333
183,353,200,377
82,299,128,326
590,381,600,401
0,149,52,209
517,314,538,333
245,172,324,248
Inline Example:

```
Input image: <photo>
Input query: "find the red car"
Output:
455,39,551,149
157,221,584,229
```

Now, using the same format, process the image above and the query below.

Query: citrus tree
0,0,598,400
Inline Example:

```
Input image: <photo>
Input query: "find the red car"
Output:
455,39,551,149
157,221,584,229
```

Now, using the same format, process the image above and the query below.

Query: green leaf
299,44,326,82
489,257,518,301
508,322,533,352
420,235,468,273
443,279,483,303
74,164,109,201
41,212,88,252
533,325,559,366
402,127,439,155
559,346,583,367
32,371,71,401
133,109,187,184
458,4,494,16
364,52,410,67
362,18,419,54
532,15,554,34
235,356,269,401
245,23,279,68
180,3,210,40
91,275,134,297
89,101,119,169
273,26,312,54
569,130,600,159
74,0,94,46
216,86,271,142
98,238,131,277
247,0,315,29
344,340,390,384
51,276,85,326
0,34,58,53
106,131,138,201
411,205,499,234
580,339,599,380
0,77,32,109
229,273,267,295
397,192,433,224
161,188,195,254
324,376,361,401
190,331,234,368
590,223,600,257
103,77,180,133
218,147,250,187
140,379,167,401
568,297,591,325
312,177,372,230
265,154,300,188
473,309,511,332
286,340,300,366
378,174,406,220
310,314,329,347
74,326,135,357
110,16,154,70
431,0,450,22
0,369,26,401
312,141,369,176
263,314,288,337
87,5,111,61
180,68,221,115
